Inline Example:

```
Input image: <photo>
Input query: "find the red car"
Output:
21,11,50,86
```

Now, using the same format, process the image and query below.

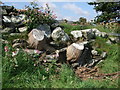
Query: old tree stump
66,42,92,67
27,29,55,52
66,43,84,64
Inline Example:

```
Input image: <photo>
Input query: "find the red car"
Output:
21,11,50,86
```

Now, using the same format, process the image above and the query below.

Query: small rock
91,50,98,56
11,14,26,24
51,27,70,44
18,27,27,32
50,21,60,30
37,24,51,38
106,40,112,44
101,52,107,59
0,27,15,34
109,37,119,43
100,32,108,38
80,29,96,40
10,33,21,36
3,16,11,23
71,30,82,39
3,14,26,26
72,63,79,68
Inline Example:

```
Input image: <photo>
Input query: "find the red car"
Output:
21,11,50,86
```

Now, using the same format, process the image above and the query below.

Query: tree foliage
79,17,87,25
19,1,57,31
88,1,120,23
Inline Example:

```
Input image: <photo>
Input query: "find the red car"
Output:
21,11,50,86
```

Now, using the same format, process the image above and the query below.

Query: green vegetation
2,51,119,88
60,23,93,35
20,1,57,31
60,22,119,34
88,2,120,23
91,36,119,74
2,24,119,88
1,1,119,88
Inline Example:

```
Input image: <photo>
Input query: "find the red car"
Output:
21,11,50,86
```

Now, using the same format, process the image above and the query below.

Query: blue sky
2,1,98,21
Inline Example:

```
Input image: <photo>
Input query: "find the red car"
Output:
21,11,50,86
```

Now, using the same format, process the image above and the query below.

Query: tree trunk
27,29,55,52
66,43,84,63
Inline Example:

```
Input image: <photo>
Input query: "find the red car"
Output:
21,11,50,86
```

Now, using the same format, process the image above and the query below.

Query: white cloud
62,16,78,21
40,2,63,20
63,3,89,16
40,2,57,12
38,2,92,21
42,2,57,10
39,2,79,21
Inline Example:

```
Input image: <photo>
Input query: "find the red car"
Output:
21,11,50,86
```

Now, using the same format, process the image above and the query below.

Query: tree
79,17,87,25
88,1,120,23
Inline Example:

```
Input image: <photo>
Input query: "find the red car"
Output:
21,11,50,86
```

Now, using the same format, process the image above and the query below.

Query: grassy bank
2,24,119,88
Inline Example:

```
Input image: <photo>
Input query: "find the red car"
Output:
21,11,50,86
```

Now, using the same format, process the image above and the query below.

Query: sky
1,1,98,21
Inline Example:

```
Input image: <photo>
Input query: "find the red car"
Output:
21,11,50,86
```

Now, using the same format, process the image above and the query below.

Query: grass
60,23,120,34
60,23,93,35
2,24,120,88
91,36,119,74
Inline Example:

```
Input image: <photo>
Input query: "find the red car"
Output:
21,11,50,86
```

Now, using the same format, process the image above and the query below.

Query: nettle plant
22,1,57,31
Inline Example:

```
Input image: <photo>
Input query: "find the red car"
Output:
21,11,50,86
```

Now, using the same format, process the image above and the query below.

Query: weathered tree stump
27,29,55,52
66,42,93,67
66,43,84,64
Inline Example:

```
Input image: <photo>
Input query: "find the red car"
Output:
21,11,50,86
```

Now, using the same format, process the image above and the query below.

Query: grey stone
3,16,11,23
18,27,27,32
91,50,98,56
10,33,21,36
80,28,108,39
109,37,119,43
100,32,108,38
101,52,107,59
106,40,112,44
37,24,51,38
2,9,7,15
72,63,79,68
80,29,96,40
11,14,26,24
51,27,70,44
51,22,60,30
0,27,15,34
3,14,26,24
70,30,82,39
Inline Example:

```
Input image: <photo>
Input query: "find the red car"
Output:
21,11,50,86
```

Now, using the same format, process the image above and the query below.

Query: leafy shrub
20,1,57,31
